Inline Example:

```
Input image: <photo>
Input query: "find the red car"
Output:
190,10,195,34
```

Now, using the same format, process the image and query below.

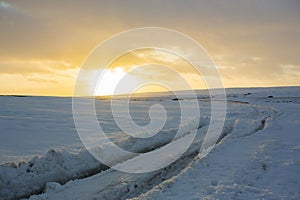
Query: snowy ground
0,87,299,200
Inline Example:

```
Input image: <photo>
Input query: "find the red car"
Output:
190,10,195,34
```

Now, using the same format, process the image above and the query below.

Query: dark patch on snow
261,163,267,171
172,98,183,101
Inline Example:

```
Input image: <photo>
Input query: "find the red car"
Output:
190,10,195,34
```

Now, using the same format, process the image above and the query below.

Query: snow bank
0,116,206,200
0,148,100,199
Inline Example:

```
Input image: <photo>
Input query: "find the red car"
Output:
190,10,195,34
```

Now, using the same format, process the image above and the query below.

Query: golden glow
1,1,299,96
92,49,207,96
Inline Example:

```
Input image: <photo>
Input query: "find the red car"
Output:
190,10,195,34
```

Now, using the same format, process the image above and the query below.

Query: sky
0,0,299,96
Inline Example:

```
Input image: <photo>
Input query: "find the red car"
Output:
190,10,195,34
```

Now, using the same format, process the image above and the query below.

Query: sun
95,67,126,96
95,67,142,96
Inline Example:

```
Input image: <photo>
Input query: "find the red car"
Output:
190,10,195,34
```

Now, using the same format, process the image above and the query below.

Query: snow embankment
0,116,206,200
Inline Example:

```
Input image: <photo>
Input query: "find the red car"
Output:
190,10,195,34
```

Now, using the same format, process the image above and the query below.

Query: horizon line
1,85,299,98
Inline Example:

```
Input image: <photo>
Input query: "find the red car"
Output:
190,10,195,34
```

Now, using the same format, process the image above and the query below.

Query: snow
0,87,299,200
0,96,83,164
131,88,300,200
0,97,207,199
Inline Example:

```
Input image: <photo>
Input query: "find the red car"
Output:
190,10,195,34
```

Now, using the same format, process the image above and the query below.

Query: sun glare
95,67,127,96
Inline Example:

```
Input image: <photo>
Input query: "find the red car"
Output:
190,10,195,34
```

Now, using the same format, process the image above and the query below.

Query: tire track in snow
26,100,278,200
129,100,280,200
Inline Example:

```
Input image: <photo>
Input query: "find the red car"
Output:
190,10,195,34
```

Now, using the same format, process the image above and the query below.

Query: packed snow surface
0,87,299,200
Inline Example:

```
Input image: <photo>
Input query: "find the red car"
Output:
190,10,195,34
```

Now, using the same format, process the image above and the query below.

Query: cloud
0,59,73,75
27,77,58,84
1,0,299,62
280,64,300,76
132,50,182,64
0,1,11,9
109,48,214,78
